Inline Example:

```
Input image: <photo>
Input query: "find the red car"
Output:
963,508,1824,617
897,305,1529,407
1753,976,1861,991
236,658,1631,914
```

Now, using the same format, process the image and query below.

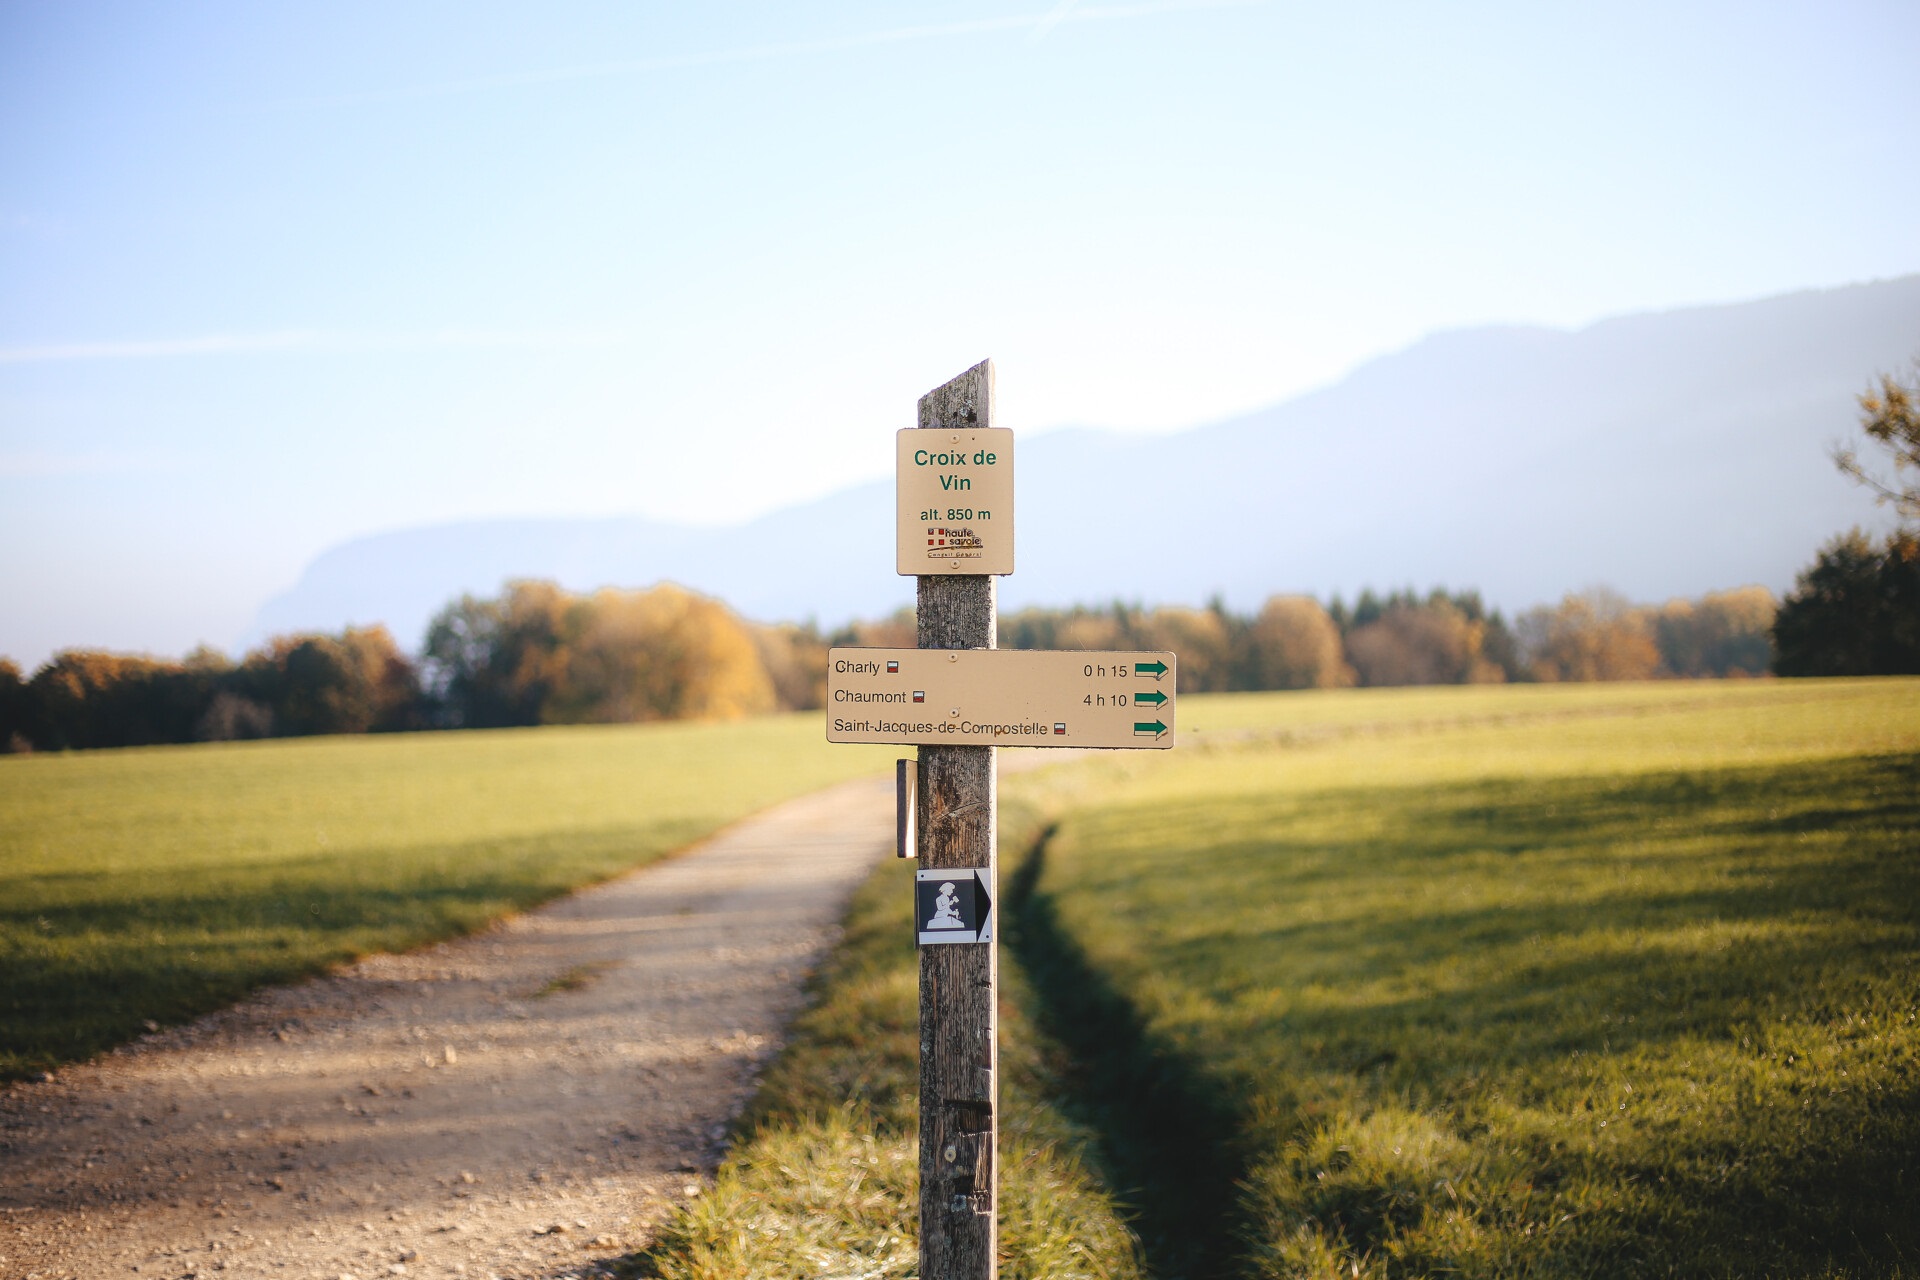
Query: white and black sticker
915,867,993,946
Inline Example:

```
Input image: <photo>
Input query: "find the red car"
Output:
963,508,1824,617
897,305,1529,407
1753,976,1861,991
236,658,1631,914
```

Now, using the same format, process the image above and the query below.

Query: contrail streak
0,329,630,365
1029,0,1088,43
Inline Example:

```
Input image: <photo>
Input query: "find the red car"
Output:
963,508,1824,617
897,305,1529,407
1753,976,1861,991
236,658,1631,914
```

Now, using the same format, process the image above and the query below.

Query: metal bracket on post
897,759,918,858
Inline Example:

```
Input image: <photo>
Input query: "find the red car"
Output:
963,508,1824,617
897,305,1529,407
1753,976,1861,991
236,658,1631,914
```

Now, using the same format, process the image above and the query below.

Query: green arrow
1133,720,1167,737
1134,690,1168,707
1135,660,1168,678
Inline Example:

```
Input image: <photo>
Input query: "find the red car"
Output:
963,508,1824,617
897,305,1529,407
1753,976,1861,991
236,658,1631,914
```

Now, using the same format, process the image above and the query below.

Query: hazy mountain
254,276,1920,648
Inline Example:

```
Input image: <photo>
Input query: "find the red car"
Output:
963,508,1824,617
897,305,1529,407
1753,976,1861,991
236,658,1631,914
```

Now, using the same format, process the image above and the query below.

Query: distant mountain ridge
253,276,1920,649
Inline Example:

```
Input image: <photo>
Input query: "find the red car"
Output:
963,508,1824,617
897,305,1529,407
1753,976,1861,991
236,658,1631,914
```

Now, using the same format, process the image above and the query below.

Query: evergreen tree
1772,530,1920,676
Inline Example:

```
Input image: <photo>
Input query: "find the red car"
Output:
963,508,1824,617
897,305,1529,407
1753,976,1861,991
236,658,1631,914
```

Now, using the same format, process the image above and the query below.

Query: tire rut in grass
1003,825,1251,1280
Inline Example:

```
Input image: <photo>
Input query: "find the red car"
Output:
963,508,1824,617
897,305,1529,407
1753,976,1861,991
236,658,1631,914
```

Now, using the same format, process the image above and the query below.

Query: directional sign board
827,647,1176,748
916,867,993,945
897,427,1014,576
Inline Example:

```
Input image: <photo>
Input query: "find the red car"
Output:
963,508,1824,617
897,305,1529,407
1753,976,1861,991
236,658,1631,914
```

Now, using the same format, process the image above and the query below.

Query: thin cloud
0,333,324,364
0,329,632,366
268,0,1260,109
1029,0,1087,43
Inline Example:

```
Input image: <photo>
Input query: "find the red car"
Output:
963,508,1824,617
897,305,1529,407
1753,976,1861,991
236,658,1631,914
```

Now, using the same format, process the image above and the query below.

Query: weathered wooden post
825,358,1175,1280
914,360,1000,1278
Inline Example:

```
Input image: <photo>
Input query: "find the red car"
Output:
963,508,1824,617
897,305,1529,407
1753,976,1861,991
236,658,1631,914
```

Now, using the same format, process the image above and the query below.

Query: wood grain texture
915,359,999,1280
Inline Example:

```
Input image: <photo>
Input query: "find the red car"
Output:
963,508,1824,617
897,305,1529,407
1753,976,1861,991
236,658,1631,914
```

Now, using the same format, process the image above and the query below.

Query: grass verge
0,715,894,1081
620,794,1145,1279
1006,678,1920,1277
1006,824,1248,1279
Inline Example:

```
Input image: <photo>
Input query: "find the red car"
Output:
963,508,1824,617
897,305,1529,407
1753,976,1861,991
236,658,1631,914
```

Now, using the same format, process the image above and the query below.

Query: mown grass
1007,677,1920,1278
0,716,895,1081
621,795,1145,1279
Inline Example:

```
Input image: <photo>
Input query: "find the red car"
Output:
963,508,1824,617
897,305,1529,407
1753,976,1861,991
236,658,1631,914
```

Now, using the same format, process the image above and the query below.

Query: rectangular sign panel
916,867,993,945
897,427,1014,576
826,647,1176,748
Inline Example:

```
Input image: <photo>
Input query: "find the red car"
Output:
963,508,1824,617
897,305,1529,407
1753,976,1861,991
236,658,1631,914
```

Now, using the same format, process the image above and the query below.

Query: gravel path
0,772,895,1280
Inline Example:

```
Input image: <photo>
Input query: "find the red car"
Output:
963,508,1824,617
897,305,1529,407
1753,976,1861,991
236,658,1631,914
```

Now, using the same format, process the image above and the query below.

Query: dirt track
0,773,895,1280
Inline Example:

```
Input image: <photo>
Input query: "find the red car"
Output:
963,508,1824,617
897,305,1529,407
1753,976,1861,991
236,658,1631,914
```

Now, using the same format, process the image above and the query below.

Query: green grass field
0,716,895,1081
9,679,1917,1276
1009,678,1920,1277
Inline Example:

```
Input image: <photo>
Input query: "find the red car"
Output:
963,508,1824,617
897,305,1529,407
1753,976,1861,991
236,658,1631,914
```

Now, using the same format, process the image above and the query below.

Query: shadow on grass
1004,825,1248,1280
1032,751,1920,1277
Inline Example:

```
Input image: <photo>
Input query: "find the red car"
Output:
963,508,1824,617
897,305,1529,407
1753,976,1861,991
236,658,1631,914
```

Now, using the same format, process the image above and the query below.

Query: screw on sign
828,358,1176,1280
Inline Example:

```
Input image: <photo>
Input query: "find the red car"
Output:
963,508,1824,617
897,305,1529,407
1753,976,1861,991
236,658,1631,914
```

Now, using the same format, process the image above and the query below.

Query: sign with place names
916,867,993,946
826,647,1176,748
897,427,1014,576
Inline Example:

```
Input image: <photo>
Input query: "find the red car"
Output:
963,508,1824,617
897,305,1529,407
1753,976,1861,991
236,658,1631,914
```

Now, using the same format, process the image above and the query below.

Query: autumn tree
1518,589,1661,682
1832,359,1920,523
999,602,1144,654
1246,595,1353,689
422,580,572,727
23,651,208,749
240,625,419,736
546,584,775,723
173,645,270,741
1053,609,1129,652
752,621,829,711
1651,586,1775,677
195,688,274,741
829,607,919,650
1344,592,1509,687
1001,600,1241,690
1140,604,1237,692
425,580,779,726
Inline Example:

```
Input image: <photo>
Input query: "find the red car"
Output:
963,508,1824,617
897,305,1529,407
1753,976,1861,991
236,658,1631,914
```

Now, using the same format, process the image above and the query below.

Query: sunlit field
11,677,1916,1276
1008,677,1920,1276
0,717,895,1080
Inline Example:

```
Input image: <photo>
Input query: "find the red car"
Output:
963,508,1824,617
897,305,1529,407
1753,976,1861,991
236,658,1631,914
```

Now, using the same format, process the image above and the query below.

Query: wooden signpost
907,362,1002,1279
828,358,1176,1280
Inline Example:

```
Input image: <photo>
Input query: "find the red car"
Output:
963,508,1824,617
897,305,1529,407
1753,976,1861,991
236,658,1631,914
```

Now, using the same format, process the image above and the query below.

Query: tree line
0,626,422,752
0,577,1800,753
0,582,789,752
996,583,1781,692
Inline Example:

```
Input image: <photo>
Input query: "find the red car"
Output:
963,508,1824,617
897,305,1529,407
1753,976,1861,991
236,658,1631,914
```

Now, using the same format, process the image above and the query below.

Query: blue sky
4,0,1917,666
